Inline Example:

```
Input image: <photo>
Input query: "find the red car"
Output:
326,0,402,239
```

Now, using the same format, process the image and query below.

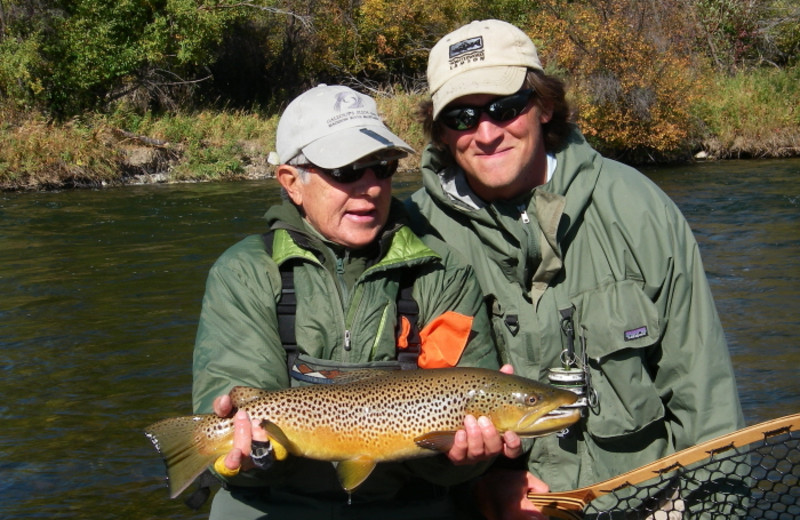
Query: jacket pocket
572,279,665,441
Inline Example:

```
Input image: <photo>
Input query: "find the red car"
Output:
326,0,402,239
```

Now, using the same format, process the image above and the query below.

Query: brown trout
145,367,580,498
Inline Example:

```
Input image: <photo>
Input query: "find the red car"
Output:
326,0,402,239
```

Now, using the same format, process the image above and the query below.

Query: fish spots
190,368,575,463
145,367,582,500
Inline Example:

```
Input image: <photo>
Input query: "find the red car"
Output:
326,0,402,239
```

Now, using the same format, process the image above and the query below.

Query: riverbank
2,67,799,191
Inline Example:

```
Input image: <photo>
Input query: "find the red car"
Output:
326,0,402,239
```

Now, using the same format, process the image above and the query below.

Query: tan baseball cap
427,19,543,119
272,84,414,169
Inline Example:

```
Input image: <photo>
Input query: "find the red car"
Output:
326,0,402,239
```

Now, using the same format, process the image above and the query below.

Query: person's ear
277,165,304,206
539,100,554,124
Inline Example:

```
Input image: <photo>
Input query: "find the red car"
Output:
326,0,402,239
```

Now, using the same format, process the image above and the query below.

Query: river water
1,159,798,519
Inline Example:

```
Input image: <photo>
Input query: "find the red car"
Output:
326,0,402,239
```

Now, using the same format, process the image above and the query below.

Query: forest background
1,0,798,190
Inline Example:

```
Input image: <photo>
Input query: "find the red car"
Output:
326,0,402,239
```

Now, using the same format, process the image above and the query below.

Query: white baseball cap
427,20,544,119
271,84,414,169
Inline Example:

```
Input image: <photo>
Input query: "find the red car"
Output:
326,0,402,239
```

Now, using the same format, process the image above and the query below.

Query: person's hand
211,395,273,474
474,469,550,520
212,393,234,417
446,364,524,465
446,415,524,464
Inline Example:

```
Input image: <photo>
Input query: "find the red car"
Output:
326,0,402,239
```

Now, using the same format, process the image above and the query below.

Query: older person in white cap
190,84,507,520
405,20,744,518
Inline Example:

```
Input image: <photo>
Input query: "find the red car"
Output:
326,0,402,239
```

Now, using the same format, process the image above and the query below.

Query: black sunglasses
439,89,535,131
300,158,399,184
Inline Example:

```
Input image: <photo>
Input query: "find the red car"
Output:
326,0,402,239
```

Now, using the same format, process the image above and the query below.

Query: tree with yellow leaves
529,0,709,161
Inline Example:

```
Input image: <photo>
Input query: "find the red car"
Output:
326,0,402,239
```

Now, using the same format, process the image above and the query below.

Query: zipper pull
344,329,351,351
518,205,531,224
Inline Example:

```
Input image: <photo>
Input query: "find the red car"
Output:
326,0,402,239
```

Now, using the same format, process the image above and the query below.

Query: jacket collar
265,199,439,273
418,126,603,303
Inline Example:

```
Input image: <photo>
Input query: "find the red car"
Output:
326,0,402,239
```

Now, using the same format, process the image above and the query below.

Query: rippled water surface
1,159,798,519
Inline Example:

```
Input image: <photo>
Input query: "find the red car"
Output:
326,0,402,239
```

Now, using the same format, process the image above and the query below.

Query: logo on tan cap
449,36,485,66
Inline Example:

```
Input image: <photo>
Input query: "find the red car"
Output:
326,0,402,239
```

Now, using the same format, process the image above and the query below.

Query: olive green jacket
405,128,744,491
192,198,499,511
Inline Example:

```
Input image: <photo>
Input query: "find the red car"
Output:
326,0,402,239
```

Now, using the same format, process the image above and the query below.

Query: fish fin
414,431,458,453
336,456,377,492
260,420,293,460
228,386,271,408
144,415,224,499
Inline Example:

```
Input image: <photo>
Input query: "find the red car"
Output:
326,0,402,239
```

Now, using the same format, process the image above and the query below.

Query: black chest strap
262,231,420,370
395,280,420,369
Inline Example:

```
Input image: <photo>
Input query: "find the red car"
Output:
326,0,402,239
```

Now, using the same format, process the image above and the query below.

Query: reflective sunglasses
439,89,535,131
300,158,399,184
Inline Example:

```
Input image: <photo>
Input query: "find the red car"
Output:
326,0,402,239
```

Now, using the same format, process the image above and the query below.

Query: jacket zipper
518,204,531,224
518,204,535,283
335,255,352,351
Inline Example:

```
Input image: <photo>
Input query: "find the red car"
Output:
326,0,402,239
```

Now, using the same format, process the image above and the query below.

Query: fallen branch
113,128,171,148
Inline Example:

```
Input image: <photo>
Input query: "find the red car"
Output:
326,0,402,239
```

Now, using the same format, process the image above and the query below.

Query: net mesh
579,426,800,519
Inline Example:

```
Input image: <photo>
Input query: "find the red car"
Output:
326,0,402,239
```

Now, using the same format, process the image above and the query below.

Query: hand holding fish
447,366,525,464
447,414,523,465
466,365,549,519
212,395,273,475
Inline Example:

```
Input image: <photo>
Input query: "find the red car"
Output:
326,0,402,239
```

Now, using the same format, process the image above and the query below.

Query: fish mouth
516,406,582,437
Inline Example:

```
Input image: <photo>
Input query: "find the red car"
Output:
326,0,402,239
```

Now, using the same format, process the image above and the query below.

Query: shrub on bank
0,108,120,189
693,66,800,158
1,66,799,190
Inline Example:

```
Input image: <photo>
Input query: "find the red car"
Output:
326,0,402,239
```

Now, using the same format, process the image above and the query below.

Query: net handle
527,412,800,518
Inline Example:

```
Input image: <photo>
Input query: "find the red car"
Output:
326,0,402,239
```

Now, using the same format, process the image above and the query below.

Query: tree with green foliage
0,0,244,115
0,0,797,174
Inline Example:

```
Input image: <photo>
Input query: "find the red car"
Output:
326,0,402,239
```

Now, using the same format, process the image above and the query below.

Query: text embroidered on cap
624,326,648,341
448,36,485,69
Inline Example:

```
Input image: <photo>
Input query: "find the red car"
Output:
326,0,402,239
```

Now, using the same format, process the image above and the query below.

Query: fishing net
530,416,800,520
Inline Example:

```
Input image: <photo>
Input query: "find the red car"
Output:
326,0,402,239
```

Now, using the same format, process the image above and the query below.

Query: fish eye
513,391,539,407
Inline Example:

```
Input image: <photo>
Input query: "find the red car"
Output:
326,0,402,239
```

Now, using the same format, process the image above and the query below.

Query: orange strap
397,315,413,350
416,311,474,369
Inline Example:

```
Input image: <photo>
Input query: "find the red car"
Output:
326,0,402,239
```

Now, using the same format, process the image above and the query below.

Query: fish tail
144,415,228,499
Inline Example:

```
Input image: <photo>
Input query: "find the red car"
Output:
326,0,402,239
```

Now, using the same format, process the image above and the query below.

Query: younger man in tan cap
406,19,744,518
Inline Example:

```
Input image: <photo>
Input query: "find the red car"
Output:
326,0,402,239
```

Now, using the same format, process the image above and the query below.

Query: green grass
692,66,800,158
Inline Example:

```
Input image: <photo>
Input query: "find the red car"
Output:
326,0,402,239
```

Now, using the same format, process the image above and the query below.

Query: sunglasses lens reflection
440,90,534,131
317,159,399,184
